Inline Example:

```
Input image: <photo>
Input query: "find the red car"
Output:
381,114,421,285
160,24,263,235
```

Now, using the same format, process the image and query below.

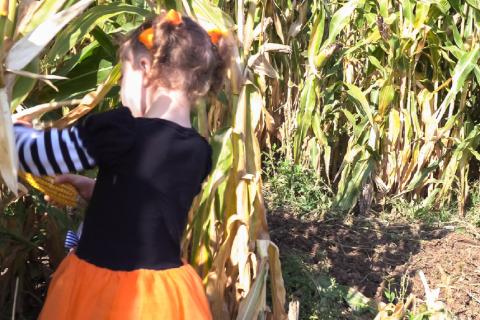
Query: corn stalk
291,0,480,213
182,0,287,318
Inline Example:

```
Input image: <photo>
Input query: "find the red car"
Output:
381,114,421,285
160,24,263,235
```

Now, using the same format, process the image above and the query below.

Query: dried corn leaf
236,259,268,320
262,240,287,319
205,214,244,319
0,88,18,194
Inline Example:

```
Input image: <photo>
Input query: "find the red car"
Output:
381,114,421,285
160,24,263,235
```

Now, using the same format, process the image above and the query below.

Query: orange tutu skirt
39,253,212,320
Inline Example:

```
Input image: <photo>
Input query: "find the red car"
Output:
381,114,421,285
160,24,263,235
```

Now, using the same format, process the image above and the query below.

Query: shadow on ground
268,210,480,319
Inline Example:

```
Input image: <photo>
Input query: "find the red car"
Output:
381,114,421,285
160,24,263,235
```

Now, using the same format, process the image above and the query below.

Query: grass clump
378,180,480,229
263,152,333,219
280,250,377,320
280,250,345,320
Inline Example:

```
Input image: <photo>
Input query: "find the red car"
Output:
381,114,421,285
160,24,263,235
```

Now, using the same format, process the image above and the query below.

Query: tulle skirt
39,253,212,320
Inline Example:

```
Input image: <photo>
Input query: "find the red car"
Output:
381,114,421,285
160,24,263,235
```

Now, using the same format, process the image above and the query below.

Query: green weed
279,250,347,320
263,151,333,220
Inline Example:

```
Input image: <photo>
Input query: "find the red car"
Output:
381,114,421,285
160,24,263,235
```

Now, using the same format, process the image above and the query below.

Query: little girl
14,10,229,320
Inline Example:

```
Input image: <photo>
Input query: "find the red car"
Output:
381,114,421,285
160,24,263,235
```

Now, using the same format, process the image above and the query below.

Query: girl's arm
14,124,96,176
15,107,134,176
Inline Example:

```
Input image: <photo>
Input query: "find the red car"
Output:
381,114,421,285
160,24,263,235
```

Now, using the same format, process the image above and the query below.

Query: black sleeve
14,107,135,176
76,107,136,168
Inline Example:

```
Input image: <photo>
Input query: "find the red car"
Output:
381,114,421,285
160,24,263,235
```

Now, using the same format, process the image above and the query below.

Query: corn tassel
19,172,78,207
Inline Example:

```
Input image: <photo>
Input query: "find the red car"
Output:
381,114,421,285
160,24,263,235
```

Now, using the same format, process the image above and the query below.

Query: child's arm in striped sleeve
14,124,96,176
14,107,135,176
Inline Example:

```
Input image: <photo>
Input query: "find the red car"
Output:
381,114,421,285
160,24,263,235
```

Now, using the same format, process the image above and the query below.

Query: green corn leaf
378,0,389,18
312,114,328,147
294,76,317,162
46,4,152,64
52,63,121,128
402,0,414,24
474,65,480,85
344,28,381,57
11,58,40,110
54,41,100,77
446,0,461,12
190,128,233,260
367,55,386,76
444,44,464,60
322,0,363,49
41,46,114,102
405,160,440,192
314,43,341,68
335,151,375,211
466,0,480,10
342,109,357,128
413,2,431,28
468,147,480,161
191,0,235,29
6,0,94,71
436,45,480,121
345,83,376,131
307,6,325,67
378,84,395,117
450,21,464,49
90,26,117,60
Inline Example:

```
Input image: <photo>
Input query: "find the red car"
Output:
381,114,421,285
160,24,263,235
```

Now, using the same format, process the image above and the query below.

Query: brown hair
119,12,231,100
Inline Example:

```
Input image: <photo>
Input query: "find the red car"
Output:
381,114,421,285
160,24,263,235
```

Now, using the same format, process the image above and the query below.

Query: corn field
0,0,479,319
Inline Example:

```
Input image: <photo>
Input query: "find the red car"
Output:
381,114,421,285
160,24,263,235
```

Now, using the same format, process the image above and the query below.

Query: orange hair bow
207,29,226,46
138,28,154,49
165,9,182,26
138,10,183,49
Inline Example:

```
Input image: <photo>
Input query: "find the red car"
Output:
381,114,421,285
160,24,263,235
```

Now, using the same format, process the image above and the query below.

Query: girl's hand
45,174,96,204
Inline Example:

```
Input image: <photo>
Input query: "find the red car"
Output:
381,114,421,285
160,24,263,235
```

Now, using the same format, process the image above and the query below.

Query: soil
268,210,480,319
405,234,480,319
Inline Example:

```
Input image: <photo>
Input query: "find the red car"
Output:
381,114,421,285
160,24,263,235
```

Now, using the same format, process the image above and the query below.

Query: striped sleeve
14,124,96,176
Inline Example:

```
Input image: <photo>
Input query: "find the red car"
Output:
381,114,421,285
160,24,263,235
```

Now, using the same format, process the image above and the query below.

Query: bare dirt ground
268,210,480,319
405,233,480,319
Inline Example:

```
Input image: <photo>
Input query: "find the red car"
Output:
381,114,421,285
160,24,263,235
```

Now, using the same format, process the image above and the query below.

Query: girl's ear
139,57,152,76
139,56,153,88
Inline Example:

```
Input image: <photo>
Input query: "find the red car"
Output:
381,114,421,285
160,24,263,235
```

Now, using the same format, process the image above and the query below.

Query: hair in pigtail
207,32,232,95
120,10,232,100
144,12,178,90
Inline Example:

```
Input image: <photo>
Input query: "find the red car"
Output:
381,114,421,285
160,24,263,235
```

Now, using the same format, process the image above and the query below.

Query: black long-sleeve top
15,106,212,271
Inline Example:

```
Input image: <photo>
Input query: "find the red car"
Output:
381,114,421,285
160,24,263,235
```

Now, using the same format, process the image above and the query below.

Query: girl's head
119,10,230,116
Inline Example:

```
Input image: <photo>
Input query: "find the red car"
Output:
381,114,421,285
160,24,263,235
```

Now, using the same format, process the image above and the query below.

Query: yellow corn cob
19,172,78,207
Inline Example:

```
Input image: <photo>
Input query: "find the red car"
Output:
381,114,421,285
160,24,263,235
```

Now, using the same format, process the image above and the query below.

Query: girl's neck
143,89,192,128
